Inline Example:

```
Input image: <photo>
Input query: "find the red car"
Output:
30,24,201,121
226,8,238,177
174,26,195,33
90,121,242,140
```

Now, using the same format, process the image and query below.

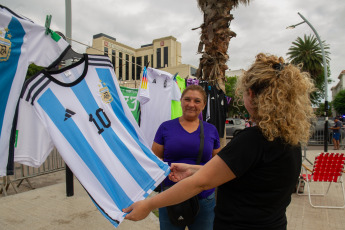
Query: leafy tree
287,34,330,104
333,90,345,115
315,102,332,117
26,63,44,80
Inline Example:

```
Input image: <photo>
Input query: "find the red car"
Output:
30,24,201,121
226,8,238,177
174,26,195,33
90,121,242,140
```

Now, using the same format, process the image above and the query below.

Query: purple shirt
154,118,220,199
186,78,199,86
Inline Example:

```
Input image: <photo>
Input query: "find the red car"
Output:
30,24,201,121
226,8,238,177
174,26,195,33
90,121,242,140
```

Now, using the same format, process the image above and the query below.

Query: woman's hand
123,200,152,221
169,163,195,182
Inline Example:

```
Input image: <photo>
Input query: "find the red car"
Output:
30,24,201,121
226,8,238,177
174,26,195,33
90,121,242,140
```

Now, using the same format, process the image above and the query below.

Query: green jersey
120,86,140,123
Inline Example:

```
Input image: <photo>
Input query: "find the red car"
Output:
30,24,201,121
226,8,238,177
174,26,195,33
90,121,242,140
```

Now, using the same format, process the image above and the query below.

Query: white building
226,69,245,77
331,70,345,116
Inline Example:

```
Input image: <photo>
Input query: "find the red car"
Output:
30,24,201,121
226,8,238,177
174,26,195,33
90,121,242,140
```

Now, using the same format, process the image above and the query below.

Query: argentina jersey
0,5,69,176
13,54,170,227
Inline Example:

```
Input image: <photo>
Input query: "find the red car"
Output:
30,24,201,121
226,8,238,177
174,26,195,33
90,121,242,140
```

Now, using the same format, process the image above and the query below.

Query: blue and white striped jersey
14,54,169,227
0,5,69,176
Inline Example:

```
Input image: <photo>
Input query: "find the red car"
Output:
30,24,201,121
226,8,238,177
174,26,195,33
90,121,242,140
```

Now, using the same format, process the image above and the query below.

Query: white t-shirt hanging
137,67,181,147
0,5,69,176
13,54,170,228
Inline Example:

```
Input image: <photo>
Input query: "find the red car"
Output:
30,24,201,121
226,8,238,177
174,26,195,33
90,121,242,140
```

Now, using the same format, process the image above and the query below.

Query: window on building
136,56,142,80
151,55,153,67
119,52,123,80
104,47,108,56
132,56,135,80
125,54,129,80
190,67,197,76
144,55,148,67
156,48,161,68
164,46,168,67
112,50,116,70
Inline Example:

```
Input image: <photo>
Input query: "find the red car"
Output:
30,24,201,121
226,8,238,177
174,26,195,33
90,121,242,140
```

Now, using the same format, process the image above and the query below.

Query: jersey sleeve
171,80,182,101
25,21,69,67
14,97,54,167
136,67,150,105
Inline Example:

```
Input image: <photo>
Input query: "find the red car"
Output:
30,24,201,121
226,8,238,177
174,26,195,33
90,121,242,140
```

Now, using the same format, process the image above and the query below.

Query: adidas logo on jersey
178,216,184,220
64,109,76,121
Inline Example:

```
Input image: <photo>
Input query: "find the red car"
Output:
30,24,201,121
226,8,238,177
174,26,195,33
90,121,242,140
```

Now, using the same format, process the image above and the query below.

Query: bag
164,120,204,227
166,194,200,226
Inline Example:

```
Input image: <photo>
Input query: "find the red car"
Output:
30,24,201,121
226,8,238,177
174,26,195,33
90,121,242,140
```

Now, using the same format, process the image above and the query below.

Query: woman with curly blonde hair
236,53,315,146
123,53,315,230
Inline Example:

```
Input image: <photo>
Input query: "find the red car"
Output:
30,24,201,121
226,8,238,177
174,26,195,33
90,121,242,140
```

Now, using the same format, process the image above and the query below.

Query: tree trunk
196,0,239,147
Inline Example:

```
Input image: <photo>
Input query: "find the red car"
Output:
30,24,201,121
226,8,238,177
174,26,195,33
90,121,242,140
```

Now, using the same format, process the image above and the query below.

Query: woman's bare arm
123,155,236,221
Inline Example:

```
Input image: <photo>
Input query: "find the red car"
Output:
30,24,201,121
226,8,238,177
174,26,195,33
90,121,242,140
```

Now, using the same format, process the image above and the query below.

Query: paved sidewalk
1,148,345,230
0,179,159,230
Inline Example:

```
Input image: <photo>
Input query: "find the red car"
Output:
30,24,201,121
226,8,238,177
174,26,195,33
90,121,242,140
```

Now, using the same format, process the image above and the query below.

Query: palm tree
287,34,330,103
195,0,250,147
195,0,250,92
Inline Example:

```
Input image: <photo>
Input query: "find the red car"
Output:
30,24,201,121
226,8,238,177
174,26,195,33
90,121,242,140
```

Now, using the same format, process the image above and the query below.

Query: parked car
225,118,245,138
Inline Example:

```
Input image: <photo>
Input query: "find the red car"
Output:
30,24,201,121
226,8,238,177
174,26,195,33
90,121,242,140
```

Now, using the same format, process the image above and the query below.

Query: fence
308,127,345,149
0,148,65,196
118,80,140,89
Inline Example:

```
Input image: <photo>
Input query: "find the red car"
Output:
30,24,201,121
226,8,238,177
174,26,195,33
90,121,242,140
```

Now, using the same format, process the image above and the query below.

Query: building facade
331,70,345,116
86,33,196,88
225,69,245,78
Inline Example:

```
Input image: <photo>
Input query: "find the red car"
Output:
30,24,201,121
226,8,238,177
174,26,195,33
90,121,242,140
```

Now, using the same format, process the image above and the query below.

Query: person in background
330,117,342,150
151,84,220,230
123,53,315,230
245,117,252,127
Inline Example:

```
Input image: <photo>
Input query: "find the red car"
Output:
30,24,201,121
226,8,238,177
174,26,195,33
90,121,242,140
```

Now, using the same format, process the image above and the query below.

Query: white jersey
137,67,181,147
13,54,169,228
0,5,69,176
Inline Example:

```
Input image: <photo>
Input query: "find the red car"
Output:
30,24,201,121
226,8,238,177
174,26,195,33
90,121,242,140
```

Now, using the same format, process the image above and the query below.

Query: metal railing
308,128,344,149
1,148,65,196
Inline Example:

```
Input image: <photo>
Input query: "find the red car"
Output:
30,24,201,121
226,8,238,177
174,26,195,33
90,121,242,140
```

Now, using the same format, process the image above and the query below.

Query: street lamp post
65,0,74,197
287,12,329,152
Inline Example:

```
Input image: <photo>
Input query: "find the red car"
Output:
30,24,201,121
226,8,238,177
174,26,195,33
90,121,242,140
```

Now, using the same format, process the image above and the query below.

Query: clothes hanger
54,31,83,61
44,14,83,70
44,15,82,62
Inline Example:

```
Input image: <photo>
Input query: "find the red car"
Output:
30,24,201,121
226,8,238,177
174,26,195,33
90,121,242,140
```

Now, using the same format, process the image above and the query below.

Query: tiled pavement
1,148,345,230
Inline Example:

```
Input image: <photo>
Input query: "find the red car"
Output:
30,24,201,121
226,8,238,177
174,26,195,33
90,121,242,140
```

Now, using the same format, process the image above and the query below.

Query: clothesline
65,36,219,83
65,36,144,70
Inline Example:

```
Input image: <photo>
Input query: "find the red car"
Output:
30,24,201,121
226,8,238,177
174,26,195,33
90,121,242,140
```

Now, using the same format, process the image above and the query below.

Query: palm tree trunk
196,0,249,147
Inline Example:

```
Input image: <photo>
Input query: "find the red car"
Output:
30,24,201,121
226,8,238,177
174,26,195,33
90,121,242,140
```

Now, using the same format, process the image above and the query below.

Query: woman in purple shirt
152,85,220,230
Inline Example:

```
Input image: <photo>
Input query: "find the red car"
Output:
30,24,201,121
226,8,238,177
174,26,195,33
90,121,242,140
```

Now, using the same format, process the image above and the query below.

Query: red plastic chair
297,153,345,208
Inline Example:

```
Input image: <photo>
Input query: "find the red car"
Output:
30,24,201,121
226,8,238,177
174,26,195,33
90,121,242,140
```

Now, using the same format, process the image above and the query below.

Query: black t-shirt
199,82,227,138
208,86,227,138
214,127,301,230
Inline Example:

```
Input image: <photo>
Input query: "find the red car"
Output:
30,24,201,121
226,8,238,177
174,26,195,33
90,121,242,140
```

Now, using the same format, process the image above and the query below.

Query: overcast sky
3,0,344,101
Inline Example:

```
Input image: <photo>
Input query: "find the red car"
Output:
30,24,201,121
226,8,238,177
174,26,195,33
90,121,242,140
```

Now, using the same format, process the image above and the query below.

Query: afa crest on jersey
99,80,113,104
0,28,11,62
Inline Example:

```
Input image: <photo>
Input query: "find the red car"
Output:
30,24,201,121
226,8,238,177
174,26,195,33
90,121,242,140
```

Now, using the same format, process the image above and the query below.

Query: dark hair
181,85,207,104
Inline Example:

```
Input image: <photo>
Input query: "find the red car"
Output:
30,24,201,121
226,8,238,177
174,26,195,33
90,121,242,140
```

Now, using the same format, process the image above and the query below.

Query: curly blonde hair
236,53,315,146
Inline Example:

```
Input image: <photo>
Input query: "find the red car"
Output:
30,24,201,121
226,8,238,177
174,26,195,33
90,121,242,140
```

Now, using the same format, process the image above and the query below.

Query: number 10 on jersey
89,108,111,134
